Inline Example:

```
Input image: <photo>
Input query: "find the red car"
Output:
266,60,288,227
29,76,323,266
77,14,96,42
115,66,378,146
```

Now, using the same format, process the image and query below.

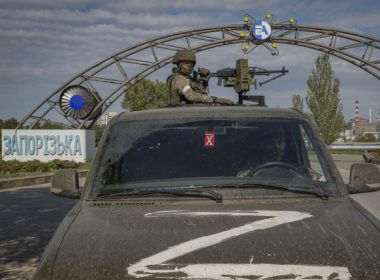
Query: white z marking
127,210,351,279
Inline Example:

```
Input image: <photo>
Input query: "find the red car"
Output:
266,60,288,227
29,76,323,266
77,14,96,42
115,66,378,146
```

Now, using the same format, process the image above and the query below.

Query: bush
0,159,90,177
355,133,377,142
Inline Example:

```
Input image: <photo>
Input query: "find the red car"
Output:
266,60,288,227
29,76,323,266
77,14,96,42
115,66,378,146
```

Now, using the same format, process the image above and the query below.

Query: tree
0,118,18,129
306,54,344,145
33,120,66,129
121,78,169,111
94,124,106,147
292,94,304,111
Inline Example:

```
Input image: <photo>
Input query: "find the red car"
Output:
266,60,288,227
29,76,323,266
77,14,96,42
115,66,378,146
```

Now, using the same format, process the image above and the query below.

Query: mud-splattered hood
51,197,380,280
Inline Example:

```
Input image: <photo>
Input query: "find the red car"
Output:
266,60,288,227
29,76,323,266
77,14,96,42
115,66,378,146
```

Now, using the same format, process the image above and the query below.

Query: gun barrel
209,67,288,78
248,67,288,76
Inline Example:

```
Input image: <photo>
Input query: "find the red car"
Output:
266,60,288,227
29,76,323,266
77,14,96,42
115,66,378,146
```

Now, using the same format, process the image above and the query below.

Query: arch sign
16,15,379,130
253,20,272,40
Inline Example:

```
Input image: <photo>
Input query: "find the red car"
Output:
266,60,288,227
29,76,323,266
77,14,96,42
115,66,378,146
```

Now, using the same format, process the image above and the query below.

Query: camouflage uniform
167,49,234,106
167,72,214,106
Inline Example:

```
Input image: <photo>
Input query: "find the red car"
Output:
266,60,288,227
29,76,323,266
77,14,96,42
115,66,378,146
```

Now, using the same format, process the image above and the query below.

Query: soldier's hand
198,67,210,77
215,97,235,105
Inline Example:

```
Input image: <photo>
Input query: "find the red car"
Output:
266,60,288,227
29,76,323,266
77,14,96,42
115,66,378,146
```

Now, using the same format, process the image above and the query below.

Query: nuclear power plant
342,100,380,141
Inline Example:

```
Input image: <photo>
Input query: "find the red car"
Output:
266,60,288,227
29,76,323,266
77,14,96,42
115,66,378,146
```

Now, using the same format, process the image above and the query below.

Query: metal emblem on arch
253,20,272,40
59,85,102,120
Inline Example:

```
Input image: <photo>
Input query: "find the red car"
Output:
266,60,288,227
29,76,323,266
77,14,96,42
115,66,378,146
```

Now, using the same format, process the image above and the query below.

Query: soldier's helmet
172,50,196,64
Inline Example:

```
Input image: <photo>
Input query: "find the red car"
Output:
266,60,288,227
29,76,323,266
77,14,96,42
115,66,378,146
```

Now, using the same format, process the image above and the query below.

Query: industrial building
343,100,379,141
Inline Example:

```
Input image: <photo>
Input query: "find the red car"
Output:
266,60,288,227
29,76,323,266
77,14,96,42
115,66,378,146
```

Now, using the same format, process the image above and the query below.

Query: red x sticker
204,132,215,148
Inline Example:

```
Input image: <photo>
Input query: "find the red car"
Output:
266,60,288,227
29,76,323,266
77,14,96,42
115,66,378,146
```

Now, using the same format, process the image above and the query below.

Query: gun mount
205,59,289,105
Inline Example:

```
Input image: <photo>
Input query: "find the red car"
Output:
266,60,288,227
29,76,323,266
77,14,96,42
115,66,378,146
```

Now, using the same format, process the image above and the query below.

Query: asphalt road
0,155,379,279
0,184,77,279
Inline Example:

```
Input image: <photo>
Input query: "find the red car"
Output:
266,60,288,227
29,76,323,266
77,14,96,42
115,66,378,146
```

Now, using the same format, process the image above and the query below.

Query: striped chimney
354,100,359,134
355,100,359,122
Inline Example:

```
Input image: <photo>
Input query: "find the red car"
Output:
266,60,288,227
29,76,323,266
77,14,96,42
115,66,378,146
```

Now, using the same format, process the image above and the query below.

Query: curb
0,170,89,190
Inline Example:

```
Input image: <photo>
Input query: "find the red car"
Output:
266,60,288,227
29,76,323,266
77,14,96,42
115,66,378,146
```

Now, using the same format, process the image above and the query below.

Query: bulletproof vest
167,68,197,104
166,72,187,106
167,69,207,106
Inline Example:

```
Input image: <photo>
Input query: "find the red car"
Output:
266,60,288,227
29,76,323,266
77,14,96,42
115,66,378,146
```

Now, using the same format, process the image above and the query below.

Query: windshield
91,117,340,198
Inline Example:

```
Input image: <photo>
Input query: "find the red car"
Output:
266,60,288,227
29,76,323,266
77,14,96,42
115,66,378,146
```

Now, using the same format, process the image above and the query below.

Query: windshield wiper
200,182,329,200
97,187,223,203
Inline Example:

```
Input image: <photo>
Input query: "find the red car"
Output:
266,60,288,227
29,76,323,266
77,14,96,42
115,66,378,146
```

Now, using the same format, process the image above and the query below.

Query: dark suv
36,106,380,279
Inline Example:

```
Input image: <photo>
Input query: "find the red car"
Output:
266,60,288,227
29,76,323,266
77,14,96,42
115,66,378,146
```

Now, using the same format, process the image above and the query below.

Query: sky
0,0,379,124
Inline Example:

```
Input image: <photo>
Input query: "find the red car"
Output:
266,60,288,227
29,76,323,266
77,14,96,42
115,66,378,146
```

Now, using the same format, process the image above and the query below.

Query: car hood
51,197,380,280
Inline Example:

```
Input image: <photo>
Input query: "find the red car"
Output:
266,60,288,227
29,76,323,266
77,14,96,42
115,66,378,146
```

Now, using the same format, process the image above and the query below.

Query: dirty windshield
94,118,338,196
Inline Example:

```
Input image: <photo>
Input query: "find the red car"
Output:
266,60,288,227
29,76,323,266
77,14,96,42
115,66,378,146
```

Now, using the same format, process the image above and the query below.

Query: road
0,155,379,279
0,184,77,279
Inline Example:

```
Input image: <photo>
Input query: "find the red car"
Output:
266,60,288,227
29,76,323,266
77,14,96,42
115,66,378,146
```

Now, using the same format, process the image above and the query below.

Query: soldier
237,127,322,180
236,127,286,177
167,50,234,106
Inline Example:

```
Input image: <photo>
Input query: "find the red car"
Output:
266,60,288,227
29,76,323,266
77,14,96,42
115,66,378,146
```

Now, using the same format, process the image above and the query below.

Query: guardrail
0,170,88,190
329,142,380,151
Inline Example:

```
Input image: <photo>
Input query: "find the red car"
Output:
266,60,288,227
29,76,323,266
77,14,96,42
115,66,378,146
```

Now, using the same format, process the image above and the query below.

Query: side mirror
347,163,380,194
51,169,81,198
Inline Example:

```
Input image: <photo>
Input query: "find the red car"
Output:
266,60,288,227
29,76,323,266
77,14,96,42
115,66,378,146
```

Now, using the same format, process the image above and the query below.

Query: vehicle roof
114,105,307,123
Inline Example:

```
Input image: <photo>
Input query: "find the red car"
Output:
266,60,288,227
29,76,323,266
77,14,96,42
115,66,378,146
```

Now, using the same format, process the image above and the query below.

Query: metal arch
17,23,380,129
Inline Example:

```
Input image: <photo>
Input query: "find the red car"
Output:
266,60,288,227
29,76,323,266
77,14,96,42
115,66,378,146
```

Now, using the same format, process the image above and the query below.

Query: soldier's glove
215,97,235,105
198,67,210,77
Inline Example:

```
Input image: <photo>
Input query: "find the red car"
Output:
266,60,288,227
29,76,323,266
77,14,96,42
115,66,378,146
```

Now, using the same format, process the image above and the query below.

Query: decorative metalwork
240,13,282,55
17,23,380,129
59,85,101,120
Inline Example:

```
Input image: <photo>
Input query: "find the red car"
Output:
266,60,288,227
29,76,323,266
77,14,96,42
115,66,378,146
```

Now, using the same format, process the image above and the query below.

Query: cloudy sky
0,0,379,123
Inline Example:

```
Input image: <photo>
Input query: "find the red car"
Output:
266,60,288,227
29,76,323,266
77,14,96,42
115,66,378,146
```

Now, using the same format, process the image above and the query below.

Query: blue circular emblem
252,20,272,40
69,94,85,110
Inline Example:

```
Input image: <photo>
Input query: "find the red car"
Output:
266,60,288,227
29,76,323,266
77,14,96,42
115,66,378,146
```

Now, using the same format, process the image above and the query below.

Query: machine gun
204,59,289,105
